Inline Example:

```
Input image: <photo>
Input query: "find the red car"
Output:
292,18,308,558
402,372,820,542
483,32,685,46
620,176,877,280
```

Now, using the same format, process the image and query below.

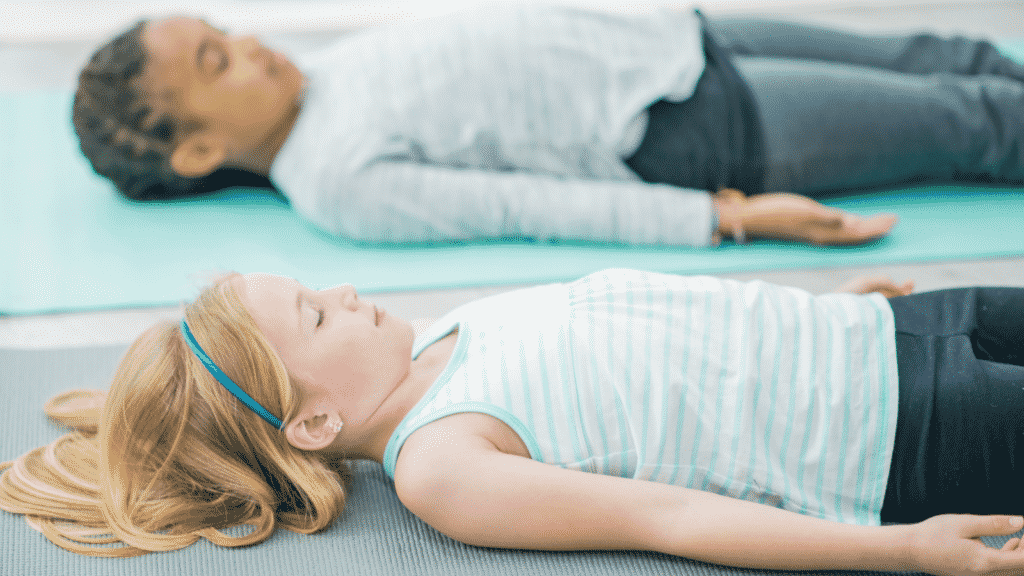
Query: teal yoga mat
3,40,1024,316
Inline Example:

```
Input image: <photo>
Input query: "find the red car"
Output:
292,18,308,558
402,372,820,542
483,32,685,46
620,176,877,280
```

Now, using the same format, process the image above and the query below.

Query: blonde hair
0,275,350,557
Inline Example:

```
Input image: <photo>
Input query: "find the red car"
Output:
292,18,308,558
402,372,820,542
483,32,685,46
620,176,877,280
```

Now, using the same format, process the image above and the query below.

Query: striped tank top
382,269,899,525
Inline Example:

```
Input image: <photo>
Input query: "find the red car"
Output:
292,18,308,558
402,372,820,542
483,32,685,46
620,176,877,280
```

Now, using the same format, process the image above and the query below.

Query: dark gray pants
709,19,1024,195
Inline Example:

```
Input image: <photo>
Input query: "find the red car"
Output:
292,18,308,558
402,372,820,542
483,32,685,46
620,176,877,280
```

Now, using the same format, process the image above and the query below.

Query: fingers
1001,537,1021,552
869,278,915,298
823,213,898,245
788,209,896,245
739,194,897,246
959,515,1024,538
833,275,914,297
990,535,1024,576
835,275,891,294
715,188,747,203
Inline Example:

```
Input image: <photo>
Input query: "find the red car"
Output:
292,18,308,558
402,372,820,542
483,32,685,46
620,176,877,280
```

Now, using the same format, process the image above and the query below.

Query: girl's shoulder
393,411,531,489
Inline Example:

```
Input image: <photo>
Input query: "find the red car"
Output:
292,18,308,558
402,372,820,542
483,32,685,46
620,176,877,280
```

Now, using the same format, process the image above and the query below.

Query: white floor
2,0,1023,349
4,0,1018,43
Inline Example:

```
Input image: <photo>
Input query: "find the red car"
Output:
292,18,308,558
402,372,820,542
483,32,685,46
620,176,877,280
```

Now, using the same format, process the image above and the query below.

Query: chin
400,319,417,342
398,321,417,356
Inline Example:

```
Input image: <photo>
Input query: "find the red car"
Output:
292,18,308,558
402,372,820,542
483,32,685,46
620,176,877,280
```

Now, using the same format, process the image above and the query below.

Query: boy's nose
230,34,262,57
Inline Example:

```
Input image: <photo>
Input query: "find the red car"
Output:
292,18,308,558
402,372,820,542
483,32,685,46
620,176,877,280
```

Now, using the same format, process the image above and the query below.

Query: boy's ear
285,411,343,452
169,133,227,179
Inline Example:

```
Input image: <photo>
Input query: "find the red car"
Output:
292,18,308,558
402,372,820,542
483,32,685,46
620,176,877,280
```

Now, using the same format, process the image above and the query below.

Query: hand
910,514,1024,576
713,190,898,246
834,275,914,298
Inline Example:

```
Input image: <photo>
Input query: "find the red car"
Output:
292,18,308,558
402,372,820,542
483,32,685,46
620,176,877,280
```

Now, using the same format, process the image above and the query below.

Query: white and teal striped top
383,269,899,525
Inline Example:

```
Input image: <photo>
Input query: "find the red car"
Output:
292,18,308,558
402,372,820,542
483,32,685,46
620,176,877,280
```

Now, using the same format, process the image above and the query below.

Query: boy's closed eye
196,37,229,77
193,22,231,76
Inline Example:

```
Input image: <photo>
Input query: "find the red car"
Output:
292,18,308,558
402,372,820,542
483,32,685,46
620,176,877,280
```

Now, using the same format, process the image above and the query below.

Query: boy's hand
713,190,898,246
834,275,914,298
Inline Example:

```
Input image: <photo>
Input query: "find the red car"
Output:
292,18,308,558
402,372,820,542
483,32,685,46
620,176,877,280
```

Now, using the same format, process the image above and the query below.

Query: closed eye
211,42,229,75
201,22,231,75
316,309,324,328
198,37,229,77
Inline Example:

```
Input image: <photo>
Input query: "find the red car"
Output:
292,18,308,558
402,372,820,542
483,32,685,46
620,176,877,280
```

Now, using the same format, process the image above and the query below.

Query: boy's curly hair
72,21,272,201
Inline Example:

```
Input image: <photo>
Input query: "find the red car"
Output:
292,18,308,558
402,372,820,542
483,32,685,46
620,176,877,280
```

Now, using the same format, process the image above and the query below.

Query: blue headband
180,320,284,430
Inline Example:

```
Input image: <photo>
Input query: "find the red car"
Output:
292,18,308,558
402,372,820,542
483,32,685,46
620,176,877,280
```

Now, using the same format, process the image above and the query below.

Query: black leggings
880,287,1024,523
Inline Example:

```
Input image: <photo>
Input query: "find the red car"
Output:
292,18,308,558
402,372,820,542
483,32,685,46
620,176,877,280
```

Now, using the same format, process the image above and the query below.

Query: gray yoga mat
0,344,1013,575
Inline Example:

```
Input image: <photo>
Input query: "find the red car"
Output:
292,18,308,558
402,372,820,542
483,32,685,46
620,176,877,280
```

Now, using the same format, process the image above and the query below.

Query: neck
330,330,459,464
245,99,303,177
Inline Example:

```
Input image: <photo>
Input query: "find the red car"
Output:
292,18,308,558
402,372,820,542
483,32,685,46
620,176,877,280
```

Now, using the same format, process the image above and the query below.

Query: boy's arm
394,430,1024,576
342,161,718,246
341,162,894,246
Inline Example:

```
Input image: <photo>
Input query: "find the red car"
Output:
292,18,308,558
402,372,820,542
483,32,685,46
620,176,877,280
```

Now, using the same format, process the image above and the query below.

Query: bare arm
395,432,1024,576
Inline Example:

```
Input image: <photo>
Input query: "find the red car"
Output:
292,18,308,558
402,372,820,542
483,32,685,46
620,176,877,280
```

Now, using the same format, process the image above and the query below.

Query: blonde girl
3,269,1024,576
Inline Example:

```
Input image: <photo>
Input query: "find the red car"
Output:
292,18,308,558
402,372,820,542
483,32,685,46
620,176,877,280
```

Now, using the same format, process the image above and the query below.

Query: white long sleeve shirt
271,4,717,245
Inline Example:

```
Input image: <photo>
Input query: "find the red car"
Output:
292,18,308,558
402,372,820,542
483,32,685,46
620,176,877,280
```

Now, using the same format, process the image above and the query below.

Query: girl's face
140,17,305,172
236,274,416,429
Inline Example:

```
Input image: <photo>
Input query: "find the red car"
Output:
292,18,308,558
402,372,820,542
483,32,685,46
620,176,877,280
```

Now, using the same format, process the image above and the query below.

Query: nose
226,34,265,66
324,283,359,310
233,34,261,53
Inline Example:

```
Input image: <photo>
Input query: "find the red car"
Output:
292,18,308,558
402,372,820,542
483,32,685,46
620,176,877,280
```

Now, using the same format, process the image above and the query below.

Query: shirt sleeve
303,161,718,246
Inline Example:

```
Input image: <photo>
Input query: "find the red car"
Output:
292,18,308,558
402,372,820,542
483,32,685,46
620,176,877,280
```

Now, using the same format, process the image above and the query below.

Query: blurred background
4,0,1024,91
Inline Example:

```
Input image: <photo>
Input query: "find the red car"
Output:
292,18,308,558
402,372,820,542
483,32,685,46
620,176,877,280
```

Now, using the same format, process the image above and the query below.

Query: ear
285,411,343,452
169,133,227,179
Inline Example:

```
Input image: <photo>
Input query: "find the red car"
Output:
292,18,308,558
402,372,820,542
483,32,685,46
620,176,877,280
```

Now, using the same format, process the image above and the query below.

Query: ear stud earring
332,421,343,433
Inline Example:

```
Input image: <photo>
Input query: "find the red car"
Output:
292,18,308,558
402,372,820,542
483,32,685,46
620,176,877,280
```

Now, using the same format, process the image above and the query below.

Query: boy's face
140,17,305,174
